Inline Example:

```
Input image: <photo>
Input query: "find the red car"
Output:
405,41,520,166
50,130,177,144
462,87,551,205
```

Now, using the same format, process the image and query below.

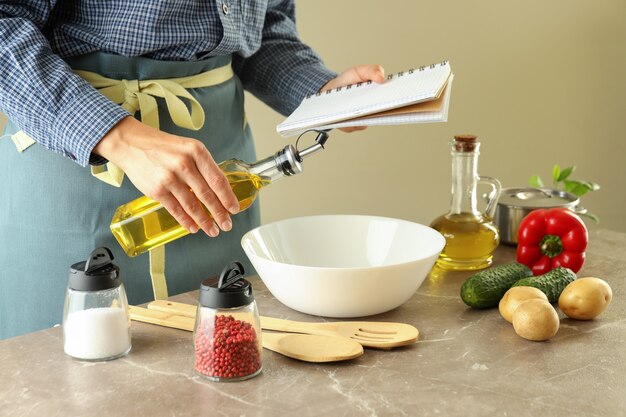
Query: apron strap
91,163,125,187
149,245,169,300
10,130,37,152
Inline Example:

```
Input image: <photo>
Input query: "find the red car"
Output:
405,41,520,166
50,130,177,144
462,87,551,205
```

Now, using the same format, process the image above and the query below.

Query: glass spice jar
63,247,131,361
194,261,262,382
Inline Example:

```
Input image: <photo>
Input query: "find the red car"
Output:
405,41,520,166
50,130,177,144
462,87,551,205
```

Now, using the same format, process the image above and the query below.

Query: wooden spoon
128,305,363,362
148,300,419,349
261,332,363,362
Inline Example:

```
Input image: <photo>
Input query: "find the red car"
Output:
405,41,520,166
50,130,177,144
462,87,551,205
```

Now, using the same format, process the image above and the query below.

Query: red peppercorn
195,314,261,381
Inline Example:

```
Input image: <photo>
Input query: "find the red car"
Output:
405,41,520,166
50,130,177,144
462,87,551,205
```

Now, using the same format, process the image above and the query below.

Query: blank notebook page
278,61,452,133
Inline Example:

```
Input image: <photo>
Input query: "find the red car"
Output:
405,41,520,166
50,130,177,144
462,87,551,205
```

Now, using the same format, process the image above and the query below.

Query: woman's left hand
319,64,385,132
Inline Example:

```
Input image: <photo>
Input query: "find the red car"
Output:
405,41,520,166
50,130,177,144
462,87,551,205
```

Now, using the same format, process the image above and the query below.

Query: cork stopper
453,134,478,152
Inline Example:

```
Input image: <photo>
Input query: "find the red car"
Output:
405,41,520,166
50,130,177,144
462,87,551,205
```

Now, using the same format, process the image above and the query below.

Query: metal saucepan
493,187,586,245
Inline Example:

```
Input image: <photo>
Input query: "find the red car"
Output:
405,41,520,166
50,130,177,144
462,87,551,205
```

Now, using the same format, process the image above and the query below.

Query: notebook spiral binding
306,60,448,99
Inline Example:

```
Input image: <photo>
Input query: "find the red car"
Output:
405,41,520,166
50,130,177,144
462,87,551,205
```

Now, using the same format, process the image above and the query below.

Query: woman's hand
319,64,386,132
94,116,238,237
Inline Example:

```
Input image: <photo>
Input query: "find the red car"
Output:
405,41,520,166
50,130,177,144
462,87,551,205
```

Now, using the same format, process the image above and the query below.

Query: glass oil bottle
430,135,501,270
111,131,330,257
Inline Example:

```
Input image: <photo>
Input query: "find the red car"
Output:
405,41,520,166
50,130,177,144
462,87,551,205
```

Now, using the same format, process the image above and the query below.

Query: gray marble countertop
1,229,625,417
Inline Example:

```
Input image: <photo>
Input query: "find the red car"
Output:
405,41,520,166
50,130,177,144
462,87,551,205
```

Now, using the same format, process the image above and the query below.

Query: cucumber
460,262,533,309
511,267,577,303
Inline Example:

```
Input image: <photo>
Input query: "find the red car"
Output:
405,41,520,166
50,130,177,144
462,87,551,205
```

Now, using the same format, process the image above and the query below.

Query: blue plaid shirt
0,0,336,166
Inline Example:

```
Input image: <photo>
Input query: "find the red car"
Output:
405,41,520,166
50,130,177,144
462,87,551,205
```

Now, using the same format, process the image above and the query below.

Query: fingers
168,179,222,237
192,144,240,215
351,64,386,84
319,64,386,94
172,141,237,236
183,154,235,234
154,189,200,235
338,64,385,87
105,120,239,238
338,126,367,133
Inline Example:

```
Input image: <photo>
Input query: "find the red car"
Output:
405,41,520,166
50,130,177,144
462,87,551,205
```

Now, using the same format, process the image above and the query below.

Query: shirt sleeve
232,0,337,116
0,4,130,167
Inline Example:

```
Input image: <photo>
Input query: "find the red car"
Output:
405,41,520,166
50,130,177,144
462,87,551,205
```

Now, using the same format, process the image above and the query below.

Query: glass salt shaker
194,261,262,382
63,247,131,361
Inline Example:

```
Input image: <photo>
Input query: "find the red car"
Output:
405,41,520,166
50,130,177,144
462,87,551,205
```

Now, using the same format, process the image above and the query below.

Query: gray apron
0,52,259,339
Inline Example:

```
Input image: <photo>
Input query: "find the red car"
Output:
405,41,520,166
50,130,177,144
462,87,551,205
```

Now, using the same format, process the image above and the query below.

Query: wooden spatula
261,332,363,362
128,305,363,363
148,300,419,349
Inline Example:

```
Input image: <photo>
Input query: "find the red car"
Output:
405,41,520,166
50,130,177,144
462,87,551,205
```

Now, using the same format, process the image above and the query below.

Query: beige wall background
2,0,624,233
247,0,626,232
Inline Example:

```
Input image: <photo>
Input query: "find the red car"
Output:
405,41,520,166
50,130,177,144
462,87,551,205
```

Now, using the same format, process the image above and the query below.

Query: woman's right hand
94,116,239,237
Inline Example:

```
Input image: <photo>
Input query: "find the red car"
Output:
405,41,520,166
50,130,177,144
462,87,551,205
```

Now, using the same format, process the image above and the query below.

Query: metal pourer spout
274,130,330,176
296,130,330,161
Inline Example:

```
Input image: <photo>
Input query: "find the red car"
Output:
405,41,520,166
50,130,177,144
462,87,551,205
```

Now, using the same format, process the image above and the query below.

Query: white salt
64,307,131,360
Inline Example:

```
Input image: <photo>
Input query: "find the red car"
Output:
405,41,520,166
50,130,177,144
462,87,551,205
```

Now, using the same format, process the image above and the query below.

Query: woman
0,1,384,339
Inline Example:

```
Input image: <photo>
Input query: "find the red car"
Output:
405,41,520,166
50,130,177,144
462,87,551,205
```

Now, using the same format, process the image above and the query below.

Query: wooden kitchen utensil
128,305,363,363
260,316,418,349
129,305,195,330
261,332,363,362
148,300,419,349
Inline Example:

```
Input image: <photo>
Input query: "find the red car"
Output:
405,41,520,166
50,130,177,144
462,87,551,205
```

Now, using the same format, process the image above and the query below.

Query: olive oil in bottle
430,213,499,270
430,135,501,270
110,169,269,257
110,131,330,257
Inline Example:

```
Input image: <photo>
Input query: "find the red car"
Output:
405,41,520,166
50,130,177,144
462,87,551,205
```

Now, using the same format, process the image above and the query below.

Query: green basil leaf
529,175,544,188
557,166,576,182
580,212,600,223
576,180,601,192
564,180,591,196
585,181,601,191
552,164,561,183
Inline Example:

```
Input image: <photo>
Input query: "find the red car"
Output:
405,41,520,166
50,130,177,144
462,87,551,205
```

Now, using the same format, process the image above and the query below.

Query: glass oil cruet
430,134,502,270
110,130,330,257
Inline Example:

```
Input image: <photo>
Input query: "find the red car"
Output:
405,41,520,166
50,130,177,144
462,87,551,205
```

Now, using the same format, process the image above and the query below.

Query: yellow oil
110,171,269,257
430,212,500,270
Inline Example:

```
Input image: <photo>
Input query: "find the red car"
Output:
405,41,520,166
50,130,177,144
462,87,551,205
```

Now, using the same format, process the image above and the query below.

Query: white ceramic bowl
241,215,445,318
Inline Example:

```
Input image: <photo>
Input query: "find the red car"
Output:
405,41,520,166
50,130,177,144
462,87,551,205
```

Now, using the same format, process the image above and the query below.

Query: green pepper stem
540,234,563,258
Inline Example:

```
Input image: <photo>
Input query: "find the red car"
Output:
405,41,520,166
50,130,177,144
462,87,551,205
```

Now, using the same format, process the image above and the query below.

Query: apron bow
6,63,234,187
79,72,214,132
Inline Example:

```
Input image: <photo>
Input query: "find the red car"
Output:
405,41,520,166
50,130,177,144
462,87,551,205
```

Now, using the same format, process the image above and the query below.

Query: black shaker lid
69,247,121,291
199,261,254,309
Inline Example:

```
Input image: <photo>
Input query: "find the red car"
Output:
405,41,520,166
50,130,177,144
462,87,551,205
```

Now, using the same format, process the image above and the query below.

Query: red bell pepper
516,208,588,276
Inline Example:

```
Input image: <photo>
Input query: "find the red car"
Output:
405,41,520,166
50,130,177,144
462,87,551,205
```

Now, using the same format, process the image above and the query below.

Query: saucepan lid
497,187,579,209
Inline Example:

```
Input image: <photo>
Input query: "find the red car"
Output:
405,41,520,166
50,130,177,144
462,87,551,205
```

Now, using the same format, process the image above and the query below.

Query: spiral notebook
277,60,453,136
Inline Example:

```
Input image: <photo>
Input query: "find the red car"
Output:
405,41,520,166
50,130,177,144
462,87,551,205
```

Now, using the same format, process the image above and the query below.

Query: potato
499,286,549,323
558,277,613,320
512,299,560,341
